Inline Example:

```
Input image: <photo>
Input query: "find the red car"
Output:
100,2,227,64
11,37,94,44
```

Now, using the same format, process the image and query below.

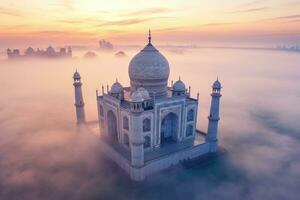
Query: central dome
128,32,170,97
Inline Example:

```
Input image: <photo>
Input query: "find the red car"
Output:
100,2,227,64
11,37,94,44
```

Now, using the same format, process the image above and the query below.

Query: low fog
0,47,300,200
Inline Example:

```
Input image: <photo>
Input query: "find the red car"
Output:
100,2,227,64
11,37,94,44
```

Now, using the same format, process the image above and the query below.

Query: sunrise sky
1,0,300,46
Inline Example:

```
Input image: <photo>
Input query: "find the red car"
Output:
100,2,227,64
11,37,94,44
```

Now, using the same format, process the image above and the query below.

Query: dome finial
148,29,151,44
73,69,81,80
212,77,222,90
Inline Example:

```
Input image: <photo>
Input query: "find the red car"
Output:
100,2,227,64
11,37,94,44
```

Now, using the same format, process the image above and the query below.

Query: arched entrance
160,112,178,144
107,110,118,141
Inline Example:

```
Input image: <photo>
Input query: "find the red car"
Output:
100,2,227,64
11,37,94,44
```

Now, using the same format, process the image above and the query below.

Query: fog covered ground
0,47,300,200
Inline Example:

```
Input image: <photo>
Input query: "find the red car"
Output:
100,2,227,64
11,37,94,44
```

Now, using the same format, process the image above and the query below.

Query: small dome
131,91,143,102
110,80,124,94
47,46,54,52
137,87,150,100
213,79,222,89
173,79,186,91
73,71,81,79
25,47,34,54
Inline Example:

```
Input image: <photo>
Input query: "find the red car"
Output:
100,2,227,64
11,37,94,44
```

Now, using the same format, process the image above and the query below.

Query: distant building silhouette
114,51,127,57
7,46,72,59
84,51,97,58
99,39,113,50
276,45,300,52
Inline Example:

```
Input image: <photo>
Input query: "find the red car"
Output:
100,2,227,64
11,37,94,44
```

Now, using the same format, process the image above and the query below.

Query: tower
7,48,12,59
129,90,145,181
73,70,86,124
206,78,222,152
67,47,72,58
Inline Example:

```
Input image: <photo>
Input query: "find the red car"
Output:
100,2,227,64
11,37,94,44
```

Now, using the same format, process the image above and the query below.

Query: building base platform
86,122,216,181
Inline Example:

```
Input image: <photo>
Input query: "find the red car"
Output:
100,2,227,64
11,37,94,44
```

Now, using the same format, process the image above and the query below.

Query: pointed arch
144,135,151,148
99,105,104,116
143,118,151,132
123,133,129,147
123,116,129,130
107,110,118,141
187,109,194,122
160,112,178,144
186,125,193,136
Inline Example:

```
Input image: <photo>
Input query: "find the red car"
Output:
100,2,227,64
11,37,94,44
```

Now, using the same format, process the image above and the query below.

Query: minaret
206,78,222,152
73,70,86,124
68,47,72,58
129,91,145,181
7,48,12,59
148,29,152,44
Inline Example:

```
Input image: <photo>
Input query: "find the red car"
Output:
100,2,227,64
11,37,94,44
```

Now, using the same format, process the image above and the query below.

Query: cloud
122,7,172,16
29,30,97,37
262,14,300,24
48,0,74,10
238,0,268,7
251,110,300,140
284,0,300,6
0,67,120,199
61,0,73,10
1,43,300,200
57,19,85,24
270,14,300,20
56,17,106,26
97,18,152,27
278,19,300,24
200,22,239,27
0,6,25,17
156,26,185,32
229,6,268,13
56,16,163,27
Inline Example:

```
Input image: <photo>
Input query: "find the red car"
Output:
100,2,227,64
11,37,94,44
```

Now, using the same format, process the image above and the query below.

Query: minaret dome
73,70,81,80
212,79,222,90
110,79,124,94
172,77,186,96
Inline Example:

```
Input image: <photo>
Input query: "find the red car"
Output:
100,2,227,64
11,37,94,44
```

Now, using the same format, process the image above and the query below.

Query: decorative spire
148,29,151,44
73,68,81,80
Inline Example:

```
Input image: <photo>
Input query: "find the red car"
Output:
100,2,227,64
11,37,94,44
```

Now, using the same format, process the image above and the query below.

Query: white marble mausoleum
73,31,222,181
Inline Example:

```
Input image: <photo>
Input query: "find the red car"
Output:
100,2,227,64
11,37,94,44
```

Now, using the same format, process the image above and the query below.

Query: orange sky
0,0,300,46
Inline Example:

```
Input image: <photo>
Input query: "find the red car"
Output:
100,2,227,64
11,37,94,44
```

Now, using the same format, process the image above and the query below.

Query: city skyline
0,0,300,46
